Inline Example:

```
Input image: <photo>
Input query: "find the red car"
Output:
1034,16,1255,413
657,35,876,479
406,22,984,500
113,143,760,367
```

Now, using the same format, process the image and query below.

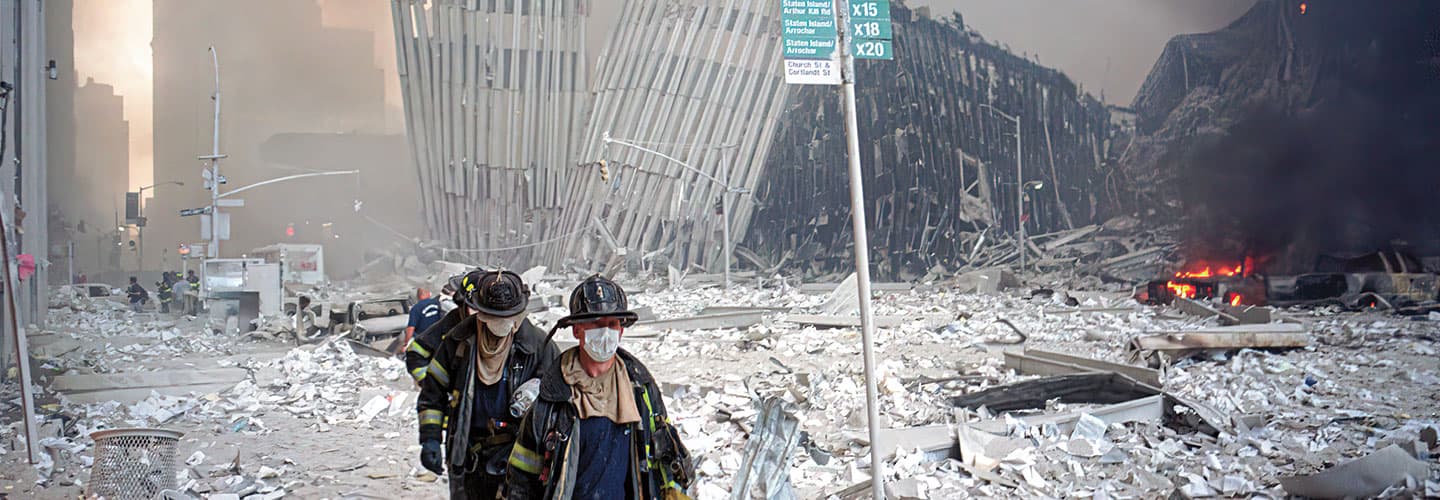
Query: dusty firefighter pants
448,470,501,499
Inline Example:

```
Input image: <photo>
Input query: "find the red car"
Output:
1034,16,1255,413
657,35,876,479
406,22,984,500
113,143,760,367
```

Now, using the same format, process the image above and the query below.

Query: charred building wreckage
391,0,1440,311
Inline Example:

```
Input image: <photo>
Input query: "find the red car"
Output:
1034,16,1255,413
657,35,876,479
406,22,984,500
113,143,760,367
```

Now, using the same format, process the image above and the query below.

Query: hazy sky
895,0,1257,104
589,0,1256,104
73,0,152,190
73,0,1256,190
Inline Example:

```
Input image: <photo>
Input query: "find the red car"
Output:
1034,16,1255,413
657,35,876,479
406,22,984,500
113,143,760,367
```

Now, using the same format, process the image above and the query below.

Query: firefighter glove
420,439,444,475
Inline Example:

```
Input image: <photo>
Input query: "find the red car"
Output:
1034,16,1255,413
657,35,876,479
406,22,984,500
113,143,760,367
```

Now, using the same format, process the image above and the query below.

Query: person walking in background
125,276,148,313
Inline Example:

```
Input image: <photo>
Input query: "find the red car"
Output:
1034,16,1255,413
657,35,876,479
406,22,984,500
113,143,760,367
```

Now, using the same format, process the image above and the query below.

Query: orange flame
1173,262,1245,279
1299,2,1308,15
1166,281,1198,299
1229,294,1243,306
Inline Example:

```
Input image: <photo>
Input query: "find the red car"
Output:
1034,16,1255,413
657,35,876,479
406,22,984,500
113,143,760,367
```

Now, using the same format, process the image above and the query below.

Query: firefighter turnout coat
415,315,558,472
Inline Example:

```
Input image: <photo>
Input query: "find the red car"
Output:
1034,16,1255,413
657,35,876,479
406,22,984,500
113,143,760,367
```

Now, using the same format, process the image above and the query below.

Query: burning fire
1299,2,1308,15
1166,281,1199,299
1174,263,1244,279
1164,258,1255,301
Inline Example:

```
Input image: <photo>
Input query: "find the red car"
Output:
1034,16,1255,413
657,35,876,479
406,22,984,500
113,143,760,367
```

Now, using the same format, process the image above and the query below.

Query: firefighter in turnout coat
506,275,695,500
406,271,477,385
415,270,559,499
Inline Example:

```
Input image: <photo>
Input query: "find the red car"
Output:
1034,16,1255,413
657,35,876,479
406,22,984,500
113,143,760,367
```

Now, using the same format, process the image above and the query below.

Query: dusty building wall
748,5,1114,280
390,0,590,267
539,0,790,274
149,0,414,278
45,0,79,279
65,81,131,275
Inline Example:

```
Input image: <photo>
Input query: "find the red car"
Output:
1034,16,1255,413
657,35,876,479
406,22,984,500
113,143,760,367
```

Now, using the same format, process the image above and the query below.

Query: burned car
1266,251,1438,309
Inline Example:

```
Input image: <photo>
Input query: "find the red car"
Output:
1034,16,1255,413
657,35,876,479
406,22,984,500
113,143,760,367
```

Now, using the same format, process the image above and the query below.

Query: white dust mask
583,327,622,362
484,317,520,337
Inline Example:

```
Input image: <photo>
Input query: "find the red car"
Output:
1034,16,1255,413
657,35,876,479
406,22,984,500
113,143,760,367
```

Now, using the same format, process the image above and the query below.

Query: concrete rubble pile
0,286,444,498
3,263,1437,498
260,339,410,429
609,278,1439,498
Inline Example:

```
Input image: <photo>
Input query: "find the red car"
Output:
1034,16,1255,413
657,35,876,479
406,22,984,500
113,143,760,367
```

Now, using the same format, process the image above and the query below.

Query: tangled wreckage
393,0,1123,280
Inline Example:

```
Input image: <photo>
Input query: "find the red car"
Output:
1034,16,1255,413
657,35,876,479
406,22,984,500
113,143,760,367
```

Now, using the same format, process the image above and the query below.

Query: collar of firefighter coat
537,347,655,403
443,313,547,356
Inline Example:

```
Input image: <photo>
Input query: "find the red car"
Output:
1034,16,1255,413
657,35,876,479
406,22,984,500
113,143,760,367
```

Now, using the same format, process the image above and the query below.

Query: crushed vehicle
1266,250,1439,309
327,296,414,351
282,298,333,339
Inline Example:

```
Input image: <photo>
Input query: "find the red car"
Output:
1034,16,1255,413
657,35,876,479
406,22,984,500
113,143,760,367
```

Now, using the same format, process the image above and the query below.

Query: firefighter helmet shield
557,275,638,328
460,270,529,318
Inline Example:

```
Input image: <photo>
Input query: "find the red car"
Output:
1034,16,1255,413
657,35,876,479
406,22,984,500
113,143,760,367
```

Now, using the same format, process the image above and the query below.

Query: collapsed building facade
394,0,1123,279
1124,0,1440,270
751,6,1116,279
390,0,590,262
1122,0,1440,310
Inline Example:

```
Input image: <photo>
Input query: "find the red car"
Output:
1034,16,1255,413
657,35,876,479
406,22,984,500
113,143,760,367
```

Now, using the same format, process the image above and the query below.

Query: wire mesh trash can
86,428,184,500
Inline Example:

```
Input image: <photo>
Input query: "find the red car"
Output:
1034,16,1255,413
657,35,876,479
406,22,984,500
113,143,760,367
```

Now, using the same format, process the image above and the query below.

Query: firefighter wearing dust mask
415,270,559,499
506,275,695,500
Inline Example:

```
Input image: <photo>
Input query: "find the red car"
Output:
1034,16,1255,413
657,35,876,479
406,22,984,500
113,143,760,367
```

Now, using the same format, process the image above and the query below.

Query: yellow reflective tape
641,389,657,433
419,409,444,427
508,444,543,475
410,366,427,382
407,339,432,358
427,358,451,386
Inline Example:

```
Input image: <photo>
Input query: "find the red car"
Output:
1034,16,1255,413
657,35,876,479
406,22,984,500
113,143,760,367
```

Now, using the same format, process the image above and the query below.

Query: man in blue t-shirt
402,288,442,354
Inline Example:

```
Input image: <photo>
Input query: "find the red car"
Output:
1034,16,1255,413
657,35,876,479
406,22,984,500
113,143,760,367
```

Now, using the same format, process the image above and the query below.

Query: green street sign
781,0,834,18
783,16,837,39
852,38,893,60
850,19,891,40
784,36,838,59
780,0,843,84
849,0,891,21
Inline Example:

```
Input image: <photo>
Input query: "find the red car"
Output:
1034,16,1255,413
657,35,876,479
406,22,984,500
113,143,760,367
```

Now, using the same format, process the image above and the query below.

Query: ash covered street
2,261,1438,498
2,0,1440,498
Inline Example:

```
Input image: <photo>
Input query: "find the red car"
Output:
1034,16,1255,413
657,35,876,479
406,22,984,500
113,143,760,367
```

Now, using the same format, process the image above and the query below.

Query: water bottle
510,378,542,417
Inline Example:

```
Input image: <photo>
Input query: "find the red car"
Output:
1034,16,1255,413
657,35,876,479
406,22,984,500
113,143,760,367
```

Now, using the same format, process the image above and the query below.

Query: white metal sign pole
837,1,885,497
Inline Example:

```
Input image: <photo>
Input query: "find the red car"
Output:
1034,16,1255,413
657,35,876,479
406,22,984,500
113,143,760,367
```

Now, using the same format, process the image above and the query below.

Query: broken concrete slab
968,395,1165,435
632,310,767,332
630,306,657,323
956,395,1164,475
955,422,1029,473
1174,297,1241,324
699,305,791,316
1279,445,1431,498
799,280,913,295
952,268,1019,294
1042,307,1136,315
49,368,249,393
952,372,1160,412
61,383,239,404
872,424,957,464
1131,323,1309,352
1003,349,1162,387
1039,224,1101,251
783,314,952,330
1219,304,1273,325
951,373,1223,436
817,274,860,315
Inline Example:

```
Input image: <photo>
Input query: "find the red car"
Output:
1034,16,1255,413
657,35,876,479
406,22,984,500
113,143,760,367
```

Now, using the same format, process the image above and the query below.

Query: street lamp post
600,132,744,289
1022,180,1045,251
136,180,185,273
980,104,1024,271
